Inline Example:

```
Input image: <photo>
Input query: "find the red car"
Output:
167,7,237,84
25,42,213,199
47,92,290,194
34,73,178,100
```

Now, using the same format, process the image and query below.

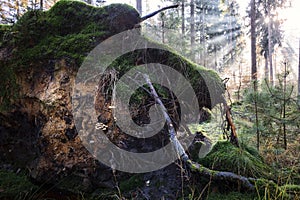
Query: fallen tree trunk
143,73,255,191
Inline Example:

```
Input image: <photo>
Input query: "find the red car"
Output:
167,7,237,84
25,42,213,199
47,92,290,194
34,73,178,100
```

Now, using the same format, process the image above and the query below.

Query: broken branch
225,104,239,147
142,73,255,191
140,4,179,23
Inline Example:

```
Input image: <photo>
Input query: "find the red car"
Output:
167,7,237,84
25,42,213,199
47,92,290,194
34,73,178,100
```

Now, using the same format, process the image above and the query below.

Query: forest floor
0,104,299,199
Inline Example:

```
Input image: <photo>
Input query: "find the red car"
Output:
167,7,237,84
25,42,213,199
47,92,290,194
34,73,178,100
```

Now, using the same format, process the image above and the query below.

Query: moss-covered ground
0,170,38,199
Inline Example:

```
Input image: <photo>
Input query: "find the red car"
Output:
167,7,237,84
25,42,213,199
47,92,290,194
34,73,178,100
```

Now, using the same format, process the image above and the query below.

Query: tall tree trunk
265,56,269,81
283,61,287,149
251,0,257,83
298,38,300,105
181,0,185,35
254,87,260,150
162,14,165,43
229,1,233,62
16,0,20,20
214,48,217,70
190,0,195,60
136,0,142,15
200,5,205,66
274,47,277,84
268,2,273,85
40,0,43,10
251,0,259,150
237,64,242,101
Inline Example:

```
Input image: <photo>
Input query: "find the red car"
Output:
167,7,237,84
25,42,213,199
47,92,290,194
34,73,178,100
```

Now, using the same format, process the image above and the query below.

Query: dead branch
140,4,179,23
225,104,239,147
223,79,239,147
142,73,189,162
143,73,255,191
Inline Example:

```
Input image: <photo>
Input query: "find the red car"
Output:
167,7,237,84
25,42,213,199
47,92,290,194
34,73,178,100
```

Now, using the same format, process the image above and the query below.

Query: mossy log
188,160,255,191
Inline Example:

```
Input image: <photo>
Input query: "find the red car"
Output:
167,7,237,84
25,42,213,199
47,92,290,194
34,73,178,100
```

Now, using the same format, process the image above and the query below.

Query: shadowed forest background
0,0,299,199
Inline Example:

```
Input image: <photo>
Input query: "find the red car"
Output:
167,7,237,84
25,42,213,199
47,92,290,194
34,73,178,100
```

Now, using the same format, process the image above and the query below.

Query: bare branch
140,4,179,23
142,73,255,191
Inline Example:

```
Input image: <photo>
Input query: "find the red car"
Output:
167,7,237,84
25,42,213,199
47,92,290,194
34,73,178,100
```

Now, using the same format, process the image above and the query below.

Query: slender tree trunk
254,87,260,150
40,0,43,10
136,0,142,15
237,64,242,101
200,6,205,65
251,0,259,147
298,39,300,105
214,48,217,70
251,0,257,83
274,48,277,84
16,0,20,20
229,1,233,62
268,3,273,85
283,61,287,149
265,56,269,81
162,14,165,43
181,0,185,35
190,0,195,60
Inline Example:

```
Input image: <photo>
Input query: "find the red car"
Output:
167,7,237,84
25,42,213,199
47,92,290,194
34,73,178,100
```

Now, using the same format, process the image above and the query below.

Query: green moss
0,24,12,46
206,191,258,200
87,189,121,200
55,174,89,194
0,61,18,112
108,47,224,110
0,24,11,32
198,141,275,179
18,1,135,63
119,174,143,192
47,0,107,35
0,170,38,198
9,0,117,66
105,2,136,12
12,9,48,48
18,31,106,65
